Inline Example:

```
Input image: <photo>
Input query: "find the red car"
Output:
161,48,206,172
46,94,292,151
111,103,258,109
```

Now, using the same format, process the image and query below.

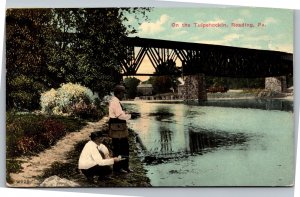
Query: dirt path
8,117,109,187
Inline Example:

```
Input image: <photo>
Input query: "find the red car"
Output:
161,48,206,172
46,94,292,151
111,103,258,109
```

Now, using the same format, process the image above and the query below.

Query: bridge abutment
183,74,207,103
265,76,287,93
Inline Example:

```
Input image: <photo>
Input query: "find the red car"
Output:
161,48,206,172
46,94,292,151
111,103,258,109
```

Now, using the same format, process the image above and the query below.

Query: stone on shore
40,175,79,187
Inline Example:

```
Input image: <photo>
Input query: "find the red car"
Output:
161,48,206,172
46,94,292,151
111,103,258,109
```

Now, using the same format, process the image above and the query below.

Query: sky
124,7,293,81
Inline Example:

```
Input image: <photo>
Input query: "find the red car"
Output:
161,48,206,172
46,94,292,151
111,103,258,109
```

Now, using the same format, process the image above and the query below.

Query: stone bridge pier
181,75,288,103
265,76,287,93
183,74,207,103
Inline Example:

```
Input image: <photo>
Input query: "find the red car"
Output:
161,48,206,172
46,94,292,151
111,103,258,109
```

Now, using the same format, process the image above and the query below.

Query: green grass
39,129,151,187
6,112,88,184
6,112,151,187
6,159,23,184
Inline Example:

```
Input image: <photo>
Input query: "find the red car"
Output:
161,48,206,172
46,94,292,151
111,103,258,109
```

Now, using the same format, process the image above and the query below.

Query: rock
39,175,79,187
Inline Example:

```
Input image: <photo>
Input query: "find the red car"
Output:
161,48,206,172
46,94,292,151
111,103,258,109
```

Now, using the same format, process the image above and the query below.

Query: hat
90,131,108,140
113,85,126,94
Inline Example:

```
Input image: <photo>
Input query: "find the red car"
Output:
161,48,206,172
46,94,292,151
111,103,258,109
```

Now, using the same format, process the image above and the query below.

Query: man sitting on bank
78,131,121,183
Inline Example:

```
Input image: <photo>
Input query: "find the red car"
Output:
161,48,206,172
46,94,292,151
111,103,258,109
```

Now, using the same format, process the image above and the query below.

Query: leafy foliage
6,112,87,183
205,76,265,89
6,112,87,158
46,8,151,97
145,76,179,94
6,8,151,110
156,60,181,76
47,9,125,95
124,77,140,99
40,83,103,119
152,76,174,94
6,9,53,110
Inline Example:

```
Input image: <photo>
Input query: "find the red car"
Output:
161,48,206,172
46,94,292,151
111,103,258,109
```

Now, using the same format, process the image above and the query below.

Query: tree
124,77,140,99
6,9,54,110
205,76,265,89
48,8,151,97
45,9,124,96
6,8,151,110
144,75,180,94
152,76,173,94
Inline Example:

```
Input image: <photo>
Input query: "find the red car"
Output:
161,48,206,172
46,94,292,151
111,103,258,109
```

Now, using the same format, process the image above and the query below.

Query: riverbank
130,89,293,102
8,117,151,187
126,94,293,104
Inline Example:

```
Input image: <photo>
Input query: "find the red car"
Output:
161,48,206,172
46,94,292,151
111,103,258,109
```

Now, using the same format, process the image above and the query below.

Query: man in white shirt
108,85,137,173
109,85,131,120
78,131,121,183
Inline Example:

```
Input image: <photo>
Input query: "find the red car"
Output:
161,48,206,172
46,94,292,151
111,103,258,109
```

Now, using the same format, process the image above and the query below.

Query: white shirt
109,96,131,120
98,143,110,159
78,141,114,169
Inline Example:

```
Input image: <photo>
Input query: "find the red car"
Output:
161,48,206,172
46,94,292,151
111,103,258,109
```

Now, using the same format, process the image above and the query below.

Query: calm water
123,99,294,186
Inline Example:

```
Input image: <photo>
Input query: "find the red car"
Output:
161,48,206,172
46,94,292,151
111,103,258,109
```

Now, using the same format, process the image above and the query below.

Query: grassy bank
6,112,87,183
39,128,151,187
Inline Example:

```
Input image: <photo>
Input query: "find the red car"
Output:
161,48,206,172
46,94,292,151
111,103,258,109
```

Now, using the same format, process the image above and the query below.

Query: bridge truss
121,37,293,78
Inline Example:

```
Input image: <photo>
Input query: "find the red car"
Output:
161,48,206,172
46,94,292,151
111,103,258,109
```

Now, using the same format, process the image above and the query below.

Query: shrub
40,88,57,114
8,75,46,110
6,112,86,158
38,119,66,147
40,83,102,119
6,112,87,183
16,136,38,155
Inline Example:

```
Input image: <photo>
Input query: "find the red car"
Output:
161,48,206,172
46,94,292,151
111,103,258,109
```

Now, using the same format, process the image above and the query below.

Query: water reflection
125,100,291,165
124,100,293,186
148,107,175,121
144,126,252,165
188,128,251,155
141,105,255,165
146,108,175,161
159,127,173,154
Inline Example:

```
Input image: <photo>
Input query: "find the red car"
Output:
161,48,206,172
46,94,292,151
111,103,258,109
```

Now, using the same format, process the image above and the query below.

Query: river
123,99,294,186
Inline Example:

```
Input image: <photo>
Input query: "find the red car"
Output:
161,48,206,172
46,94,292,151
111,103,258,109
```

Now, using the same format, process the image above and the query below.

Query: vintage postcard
6,7,294,187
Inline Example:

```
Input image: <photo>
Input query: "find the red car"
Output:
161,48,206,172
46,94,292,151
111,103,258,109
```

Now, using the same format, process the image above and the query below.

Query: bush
40,83,102,120
6,112,87,183
16,136,38,155
7,75,46,110
6,112,86,158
